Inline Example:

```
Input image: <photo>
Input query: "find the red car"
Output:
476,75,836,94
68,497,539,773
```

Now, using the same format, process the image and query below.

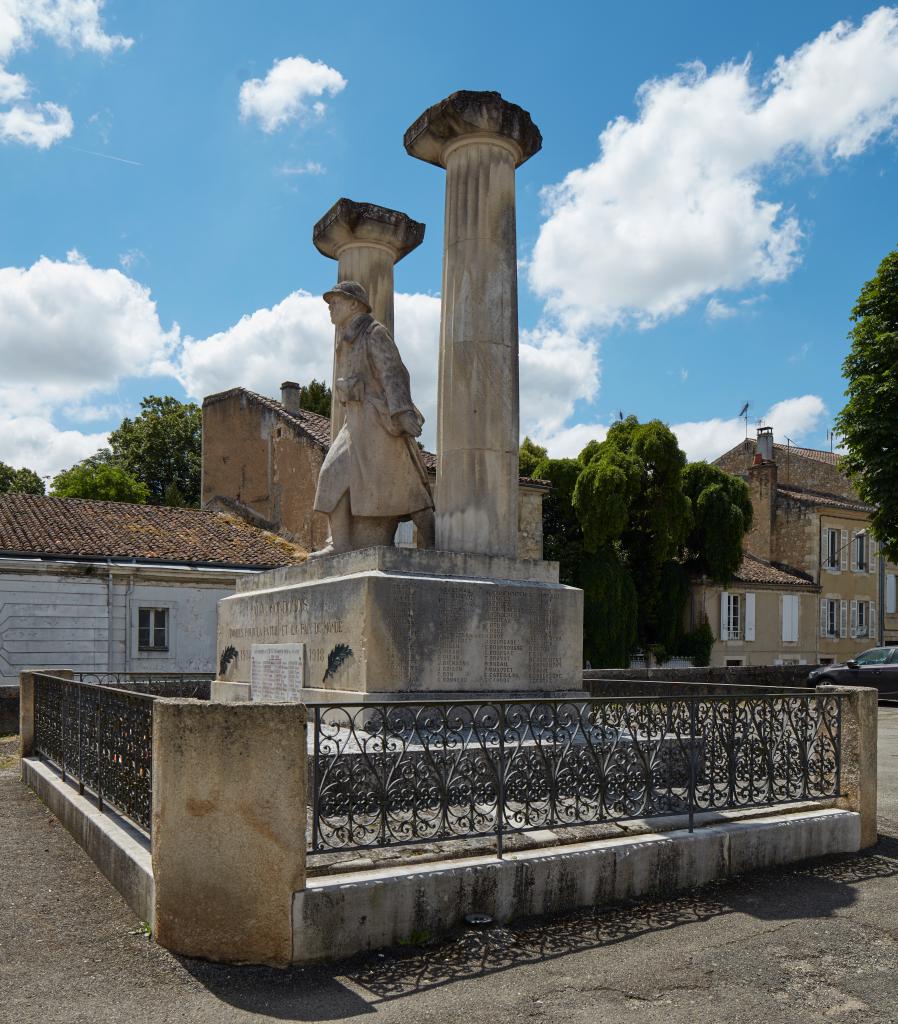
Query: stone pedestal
313,199,425,440
216,547,583,702
405,91,542,558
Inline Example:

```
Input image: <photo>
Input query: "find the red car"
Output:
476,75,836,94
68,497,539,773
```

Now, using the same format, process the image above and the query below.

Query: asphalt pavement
3,717,898,1024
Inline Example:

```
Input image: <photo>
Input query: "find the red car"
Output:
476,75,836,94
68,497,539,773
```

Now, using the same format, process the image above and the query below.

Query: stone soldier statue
310,281,435,556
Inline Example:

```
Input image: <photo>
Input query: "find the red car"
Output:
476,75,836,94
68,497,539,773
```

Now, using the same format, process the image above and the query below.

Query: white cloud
0,412,107,479
529,7,898,330
671,394,827,461
279,160,326,176
539,422,609,459
520,324,600,440
0,0,131,149
0,100,72,147
0,251,176,476
239,56,346,133
705,298,738,321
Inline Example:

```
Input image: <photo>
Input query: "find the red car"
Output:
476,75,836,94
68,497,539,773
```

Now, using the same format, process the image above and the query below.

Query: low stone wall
584,665,816,697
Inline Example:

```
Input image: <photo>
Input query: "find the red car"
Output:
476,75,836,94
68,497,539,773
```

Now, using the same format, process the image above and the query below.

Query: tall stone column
313,199,424,440
405,91,541,558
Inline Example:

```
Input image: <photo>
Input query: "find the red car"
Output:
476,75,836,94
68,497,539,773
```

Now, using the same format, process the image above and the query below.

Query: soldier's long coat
313,313,433,518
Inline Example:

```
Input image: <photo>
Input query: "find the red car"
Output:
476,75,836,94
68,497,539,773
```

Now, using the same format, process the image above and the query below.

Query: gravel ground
3,715,898,1024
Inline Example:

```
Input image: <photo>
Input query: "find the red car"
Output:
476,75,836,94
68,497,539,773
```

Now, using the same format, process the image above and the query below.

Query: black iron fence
75,671,213,700
32,673,155,833
309,694,843,856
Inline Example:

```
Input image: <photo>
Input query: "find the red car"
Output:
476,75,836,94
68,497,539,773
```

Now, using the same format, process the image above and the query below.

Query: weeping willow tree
522,417,752,666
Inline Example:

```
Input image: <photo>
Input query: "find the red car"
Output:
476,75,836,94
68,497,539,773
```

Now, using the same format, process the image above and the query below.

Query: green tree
521,419,750,666
299,379,333,417
108,396,202,506
51,462,150,503
836,244,898,560
681,461,753,582
0,461,45,495
519,437,548,478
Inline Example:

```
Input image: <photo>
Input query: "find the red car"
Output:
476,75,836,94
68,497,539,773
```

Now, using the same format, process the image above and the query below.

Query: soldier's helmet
322,281,372,312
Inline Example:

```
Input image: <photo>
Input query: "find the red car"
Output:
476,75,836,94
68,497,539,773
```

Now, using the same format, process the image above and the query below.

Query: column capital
313,198,425,264
404,90,542,169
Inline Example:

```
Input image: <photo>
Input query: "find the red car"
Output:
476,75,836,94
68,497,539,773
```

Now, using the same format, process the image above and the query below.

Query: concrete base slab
23,757,154,929
293,808,860,963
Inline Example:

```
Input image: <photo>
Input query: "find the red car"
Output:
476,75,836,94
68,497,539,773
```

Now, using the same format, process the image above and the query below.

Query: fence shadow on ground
179,833,898,1021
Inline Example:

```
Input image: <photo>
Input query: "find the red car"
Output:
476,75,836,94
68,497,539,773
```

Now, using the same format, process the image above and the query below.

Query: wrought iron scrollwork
33,673,154,833
309,694,842,855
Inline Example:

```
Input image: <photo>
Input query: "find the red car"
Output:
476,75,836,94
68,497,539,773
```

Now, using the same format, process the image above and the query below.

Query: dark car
808,646,898,698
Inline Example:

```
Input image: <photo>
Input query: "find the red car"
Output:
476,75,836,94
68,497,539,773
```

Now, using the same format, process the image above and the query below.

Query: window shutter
840,529,848,571
869,537,876,574
850,599,858,638
850,531,858,572
787,594,799,642
820,598,828,637
888,573,897,615
745,592,756,641
840,599,848,638
871,602,877,642
781,596,789,643
821,529,829,570
720,591,729,640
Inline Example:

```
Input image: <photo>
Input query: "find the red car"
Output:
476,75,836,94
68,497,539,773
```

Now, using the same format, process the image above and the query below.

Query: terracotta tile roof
777,484,873,514
203,386,550,488
733,553,817,588
773,442,840,466
0,493,304,568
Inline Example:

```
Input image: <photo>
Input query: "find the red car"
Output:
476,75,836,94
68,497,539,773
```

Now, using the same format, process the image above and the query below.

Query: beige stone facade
695,430,898,667
201,386,547,559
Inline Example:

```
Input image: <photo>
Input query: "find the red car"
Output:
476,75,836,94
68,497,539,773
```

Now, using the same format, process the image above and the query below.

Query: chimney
756,425,774,462
746,449,777,561
281,381,301,416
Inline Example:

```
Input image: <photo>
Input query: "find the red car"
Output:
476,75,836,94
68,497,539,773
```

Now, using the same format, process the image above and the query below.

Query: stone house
692,427,898,666
0,493,302,685
201,384,549,559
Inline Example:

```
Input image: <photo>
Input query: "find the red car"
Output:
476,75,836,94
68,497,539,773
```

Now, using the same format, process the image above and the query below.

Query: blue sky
2,1,898,480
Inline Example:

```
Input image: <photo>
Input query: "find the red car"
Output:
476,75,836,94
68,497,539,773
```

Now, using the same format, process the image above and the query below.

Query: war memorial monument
214,90,585,702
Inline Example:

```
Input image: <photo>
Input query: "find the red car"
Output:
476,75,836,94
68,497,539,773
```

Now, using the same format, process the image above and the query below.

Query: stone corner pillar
816,683,878,849
313,199,425,442
405,91,542,558
151,699,308,965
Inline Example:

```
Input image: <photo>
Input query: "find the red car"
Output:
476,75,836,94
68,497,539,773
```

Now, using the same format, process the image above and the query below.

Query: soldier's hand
394,410,422,437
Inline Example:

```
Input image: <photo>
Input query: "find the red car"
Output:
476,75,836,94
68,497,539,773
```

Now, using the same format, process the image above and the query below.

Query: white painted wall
0,560,244,684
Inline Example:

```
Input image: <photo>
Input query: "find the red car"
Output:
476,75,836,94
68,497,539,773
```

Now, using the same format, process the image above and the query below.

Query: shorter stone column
313,199,424,440
817,684,878,849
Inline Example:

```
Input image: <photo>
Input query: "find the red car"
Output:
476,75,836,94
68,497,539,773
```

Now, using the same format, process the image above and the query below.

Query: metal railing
32,672,155,834
308,694,843,857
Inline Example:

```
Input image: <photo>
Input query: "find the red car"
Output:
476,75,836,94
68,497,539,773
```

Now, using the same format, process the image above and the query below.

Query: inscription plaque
251,643,305,702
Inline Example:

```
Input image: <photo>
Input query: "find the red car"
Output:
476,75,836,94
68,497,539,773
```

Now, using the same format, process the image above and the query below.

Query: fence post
816,684,877,849
19,671,35,762
151,699,307,966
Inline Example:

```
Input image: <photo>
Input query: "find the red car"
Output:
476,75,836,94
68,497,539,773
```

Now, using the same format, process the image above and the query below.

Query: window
888,574,897,615
822,527,847,572
851,531,869,572
850,599,876,639
727,594,741,640
725,658,744,667
820,598,846,639
825,529,839,570
820,656,835,665
854,647,890,665
720,591,755,641
138,608,168,651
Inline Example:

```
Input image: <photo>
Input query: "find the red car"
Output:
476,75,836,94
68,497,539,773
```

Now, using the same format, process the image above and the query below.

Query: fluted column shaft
438,136,520,556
